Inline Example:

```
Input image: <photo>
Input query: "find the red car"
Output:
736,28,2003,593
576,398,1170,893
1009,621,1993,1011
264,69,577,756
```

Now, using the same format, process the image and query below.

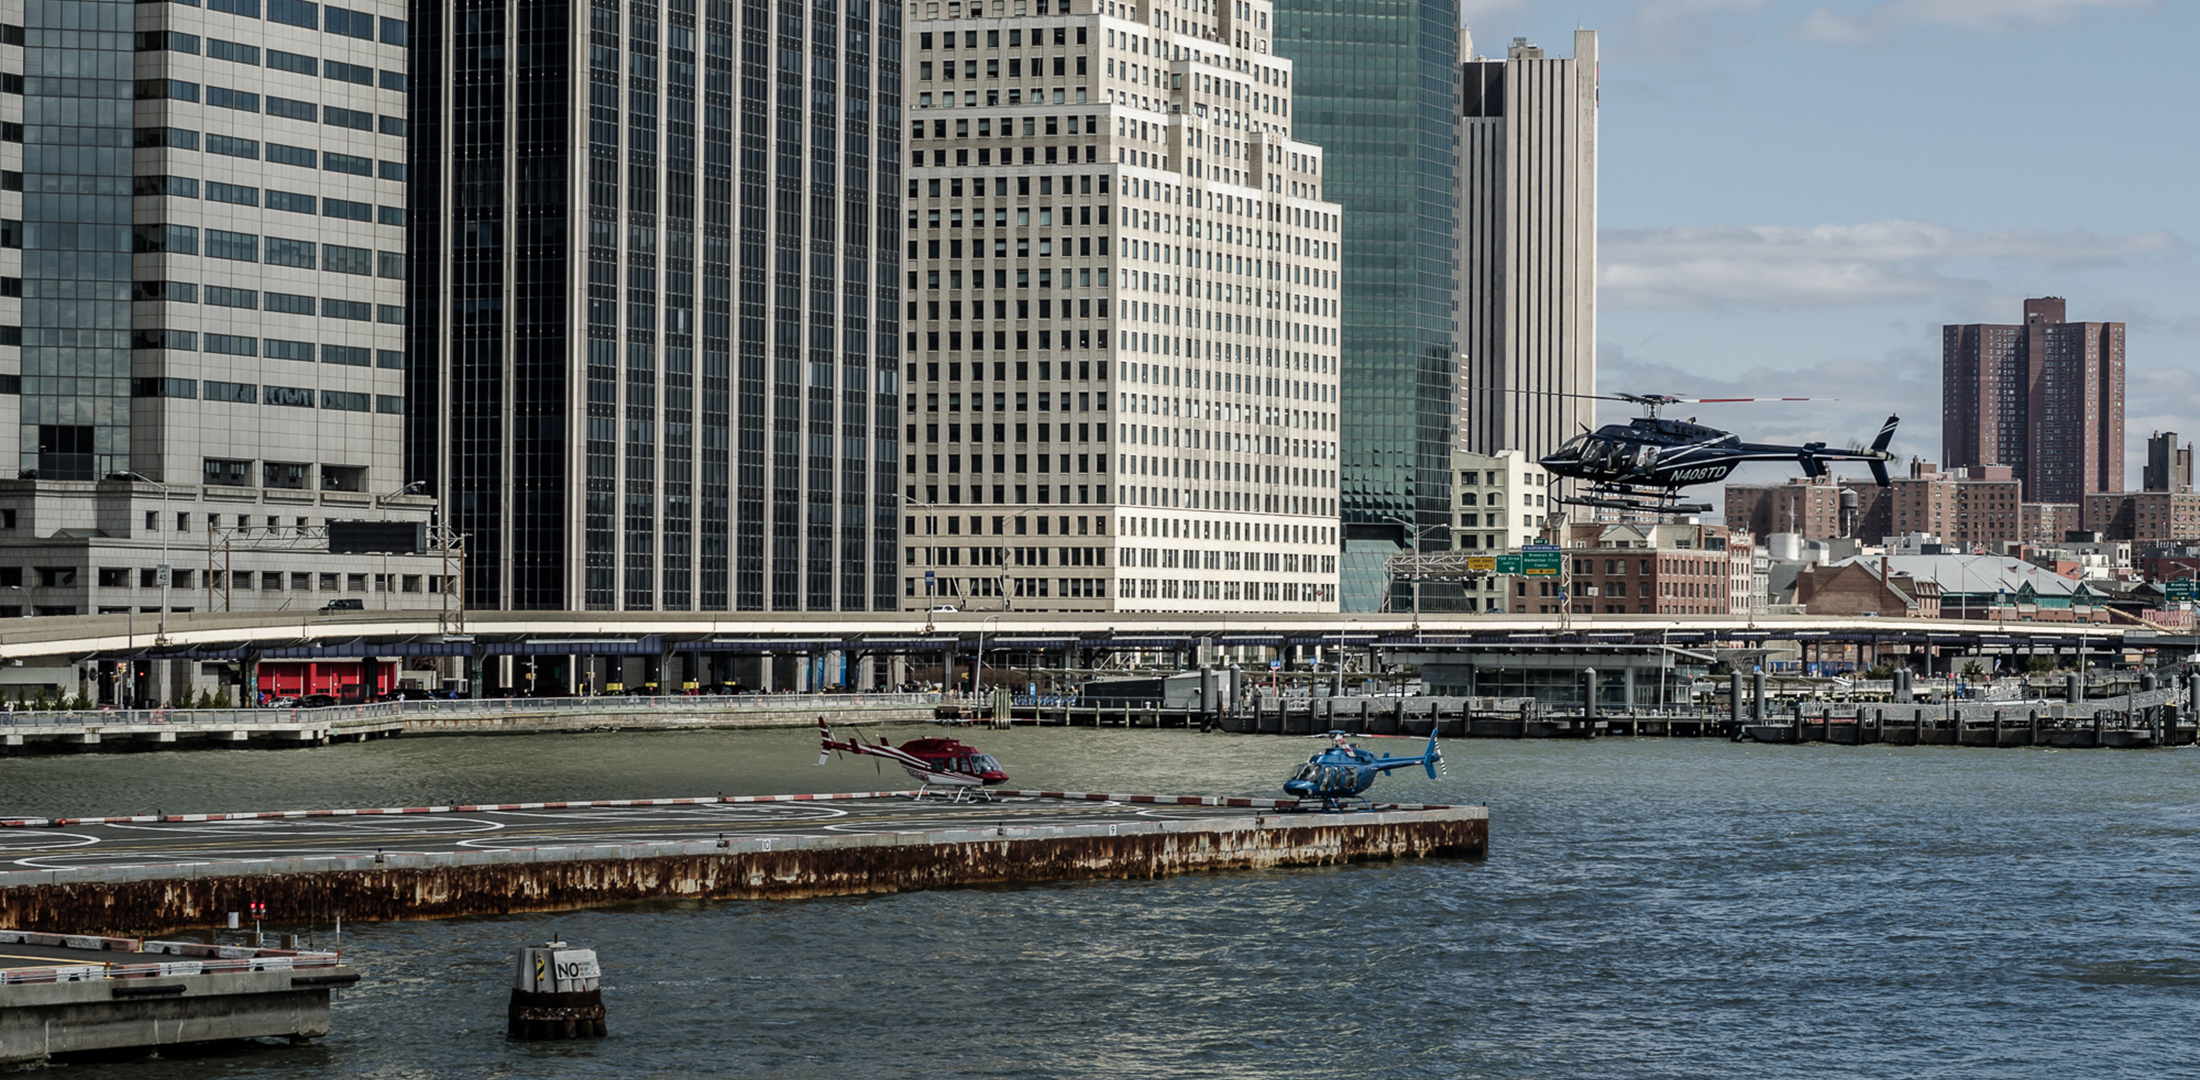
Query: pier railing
0,930,341,985
0,691,950,730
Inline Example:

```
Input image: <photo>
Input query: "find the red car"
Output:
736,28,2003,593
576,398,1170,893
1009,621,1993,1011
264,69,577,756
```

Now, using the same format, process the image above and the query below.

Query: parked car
320,598,364,612
298,693,338,708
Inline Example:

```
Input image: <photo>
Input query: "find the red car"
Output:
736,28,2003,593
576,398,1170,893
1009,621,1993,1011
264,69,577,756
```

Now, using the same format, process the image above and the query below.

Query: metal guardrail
1796,686,2181,723
0,691,954,730
0,930,341,986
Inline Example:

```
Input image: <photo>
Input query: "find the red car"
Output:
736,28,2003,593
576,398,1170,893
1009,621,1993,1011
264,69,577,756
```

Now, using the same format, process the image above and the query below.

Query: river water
10,728,2200,1078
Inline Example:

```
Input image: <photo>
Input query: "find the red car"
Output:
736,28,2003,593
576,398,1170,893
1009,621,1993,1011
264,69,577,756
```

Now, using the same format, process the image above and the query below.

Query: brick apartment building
1725,460,2022,547
1943,297,2124,504
2083,491,2200,543
2021,502,2085,546
1554,521,1754,616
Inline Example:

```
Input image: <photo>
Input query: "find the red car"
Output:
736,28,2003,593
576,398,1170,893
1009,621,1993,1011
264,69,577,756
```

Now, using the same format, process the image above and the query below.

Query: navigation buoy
507,938,606,1039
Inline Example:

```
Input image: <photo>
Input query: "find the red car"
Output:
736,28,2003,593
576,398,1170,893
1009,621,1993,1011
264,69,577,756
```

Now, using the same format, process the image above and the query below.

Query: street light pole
376,481,426,611
978,613,1001,704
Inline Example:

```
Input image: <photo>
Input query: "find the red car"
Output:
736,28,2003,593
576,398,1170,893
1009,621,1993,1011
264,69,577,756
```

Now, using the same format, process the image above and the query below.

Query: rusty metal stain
0,818,1487,936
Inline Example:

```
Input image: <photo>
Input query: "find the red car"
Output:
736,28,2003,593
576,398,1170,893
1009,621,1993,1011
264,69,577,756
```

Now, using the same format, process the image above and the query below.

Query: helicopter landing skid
1561,493,1713,515
911,783,997,804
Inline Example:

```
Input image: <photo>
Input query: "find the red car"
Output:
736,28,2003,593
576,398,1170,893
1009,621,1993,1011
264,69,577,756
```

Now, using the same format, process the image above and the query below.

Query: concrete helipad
0,790,1446,876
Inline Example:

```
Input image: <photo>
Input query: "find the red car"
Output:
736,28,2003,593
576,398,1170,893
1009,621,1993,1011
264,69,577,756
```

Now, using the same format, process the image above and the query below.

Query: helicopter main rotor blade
1459,387,1625,403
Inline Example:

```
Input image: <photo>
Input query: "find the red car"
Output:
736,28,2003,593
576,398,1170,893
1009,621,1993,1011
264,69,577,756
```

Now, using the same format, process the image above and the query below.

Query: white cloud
1611,0,1776,64
1459,0,1529,26
1599,220,2179,311
1795,0,2157,44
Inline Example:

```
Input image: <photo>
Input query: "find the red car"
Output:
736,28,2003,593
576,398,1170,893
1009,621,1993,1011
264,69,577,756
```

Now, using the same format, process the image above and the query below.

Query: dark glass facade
411,0,899,611
1271,0,1457,611
20,0,134,482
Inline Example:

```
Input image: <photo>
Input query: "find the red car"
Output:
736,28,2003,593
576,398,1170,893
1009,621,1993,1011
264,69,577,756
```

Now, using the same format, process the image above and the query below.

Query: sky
1456,0,2196,504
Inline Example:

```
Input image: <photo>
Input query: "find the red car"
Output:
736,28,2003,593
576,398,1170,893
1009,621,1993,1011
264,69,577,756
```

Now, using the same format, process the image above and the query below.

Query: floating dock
0,792,1488,935
0,930,354,1066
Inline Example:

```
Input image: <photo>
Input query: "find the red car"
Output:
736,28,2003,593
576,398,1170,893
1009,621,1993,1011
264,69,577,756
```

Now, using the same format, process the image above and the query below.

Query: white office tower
904,0,1342,611
1456,28,1596,472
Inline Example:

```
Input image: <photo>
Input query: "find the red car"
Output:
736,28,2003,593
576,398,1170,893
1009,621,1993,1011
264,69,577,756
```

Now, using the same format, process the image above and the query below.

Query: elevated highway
0,607,2168,668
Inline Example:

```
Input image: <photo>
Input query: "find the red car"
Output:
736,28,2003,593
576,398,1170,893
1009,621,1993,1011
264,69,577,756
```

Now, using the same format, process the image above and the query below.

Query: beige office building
1456,29,1597,479
903,0,1343,611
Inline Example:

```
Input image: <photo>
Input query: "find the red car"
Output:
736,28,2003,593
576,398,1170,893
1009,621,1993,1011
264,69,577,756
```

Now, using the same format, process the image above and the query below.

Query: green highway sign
1494,554,1523,575
2167,579,2196,602
1524,551,1563,576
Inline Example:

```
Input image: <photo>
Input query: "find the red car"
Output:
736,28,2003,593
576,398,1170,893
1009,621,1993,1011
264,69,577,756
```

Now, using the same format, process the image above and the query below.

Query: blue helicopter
1283,729,1446,811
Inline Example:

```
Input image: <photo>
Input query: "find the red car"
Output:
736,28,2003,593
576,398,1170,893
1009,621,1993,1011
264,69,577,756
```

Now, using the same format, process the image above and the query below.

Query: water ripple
14,731,2200,1078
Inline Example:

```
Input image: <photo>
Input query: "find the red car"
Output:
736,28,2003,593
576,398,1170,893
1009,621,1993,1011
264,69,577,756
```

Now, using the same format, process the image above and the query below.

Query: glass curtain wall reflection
1271,0,1458,612
21,0,133,482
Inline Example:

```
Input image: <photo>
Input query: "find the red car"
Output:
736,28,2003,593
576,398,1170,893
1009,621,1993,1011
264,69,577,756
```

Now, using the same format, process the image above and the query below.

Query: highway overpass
0,607,2168,665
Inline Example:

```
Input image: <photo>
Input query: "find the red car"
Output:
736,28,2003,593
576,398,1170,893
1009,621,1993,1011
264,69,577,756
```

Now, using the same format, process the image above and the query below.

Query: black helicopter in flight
1535,393,1898,514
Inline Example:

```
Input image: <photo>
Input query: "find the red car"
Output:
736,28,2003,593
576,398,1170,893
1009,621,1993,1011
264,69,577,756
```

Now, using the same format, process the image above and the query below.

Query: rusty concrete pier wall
0,808,1487,937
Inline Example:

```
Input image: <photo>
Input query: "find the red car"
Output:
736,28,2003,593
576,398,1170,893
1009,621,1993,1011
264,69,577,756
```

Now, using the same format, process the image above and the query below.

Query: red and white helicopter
816,717,1009,801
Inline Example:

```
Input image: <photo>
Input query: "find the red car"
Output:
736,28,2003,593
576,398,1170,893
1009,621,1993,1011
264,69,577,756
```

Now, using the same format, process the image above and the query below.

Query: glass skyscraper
410,0,902,611
1271,0,1457,611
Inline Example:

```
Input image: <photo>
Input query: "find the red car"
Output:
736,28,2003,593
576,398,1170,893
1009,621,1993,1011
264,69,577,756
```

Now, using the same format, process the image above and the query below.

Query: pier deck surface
0,939,124,971
0,792,1399,875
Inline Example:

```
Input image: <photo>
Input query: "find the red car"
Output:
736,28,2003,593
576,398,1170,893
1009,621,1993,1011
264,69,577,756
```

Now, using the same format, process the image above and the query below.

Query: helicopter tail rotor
1423,727,1444,780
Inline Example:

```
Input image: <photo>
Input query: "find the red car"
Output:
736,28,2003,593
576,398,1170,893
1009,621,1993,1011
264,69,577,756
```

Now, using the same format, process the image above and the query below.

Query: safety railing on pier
1793,686,2182,724
0,930,341,986
0,691,952,730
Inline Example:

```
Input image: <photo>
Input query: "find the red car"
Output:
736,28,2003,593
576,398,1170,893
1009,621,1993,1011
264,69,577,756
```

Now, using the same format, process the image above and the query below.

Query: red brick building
1793,558,1942,618
1943,297,2124,504
1723,476,1845,540
2021,502,2084,546
2081,491,2200,543
1556,521,1754,616
1727,461,2022,546
1875,462,2021,546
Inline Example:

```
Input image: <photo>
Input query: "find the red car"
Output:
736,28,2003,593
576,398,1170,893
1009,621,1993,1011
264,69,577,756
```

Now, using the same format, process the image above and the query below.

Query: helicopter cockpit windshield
1550,434,1590,463
969,753,1003,774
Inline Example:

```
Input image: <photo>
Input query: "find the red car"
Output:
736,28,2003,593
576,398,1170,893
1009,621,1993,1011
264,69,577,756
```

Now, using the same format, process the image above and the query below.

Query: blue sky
1459,0,2194,498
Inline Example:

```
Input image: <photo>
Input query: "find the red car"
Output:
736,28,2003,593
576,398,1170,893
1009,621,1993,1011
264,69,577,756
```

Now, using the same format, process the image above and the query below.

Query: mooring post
509,939,605,1040
2067,672,2083,708
1581,668,1599,723
1751,670,1766,723
1729,671,1744,720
